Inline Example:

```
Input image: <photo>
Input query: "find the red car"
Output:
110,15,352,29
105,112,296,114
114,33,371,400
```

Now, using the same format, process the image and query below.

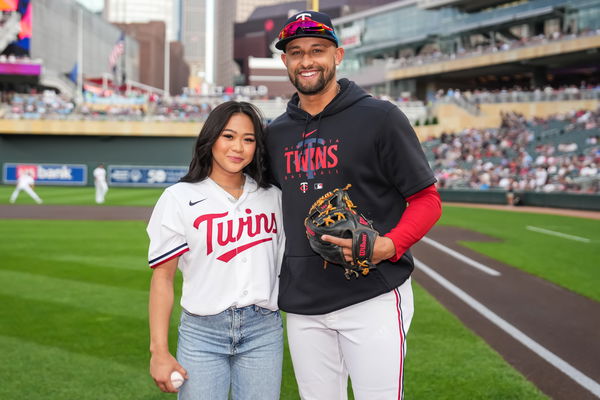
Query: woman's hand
150,351,188,393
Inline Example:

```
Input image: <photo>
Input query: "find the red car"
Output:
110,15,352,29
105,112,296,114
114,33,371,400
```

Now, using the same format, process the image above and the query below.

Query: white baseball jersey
93,167,107,183
16,174,35,189
147,175,285,316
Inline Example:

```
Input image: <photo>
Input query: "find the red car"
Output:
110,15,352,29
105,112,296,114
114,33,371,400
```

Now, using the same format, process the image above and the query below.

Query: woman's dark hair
179,101,270,188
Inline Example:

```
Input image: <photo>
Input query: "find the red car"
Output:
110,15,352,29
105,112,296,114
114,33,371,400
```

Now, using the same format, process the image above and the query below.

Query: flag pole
76,8,83,105
164,31,170,99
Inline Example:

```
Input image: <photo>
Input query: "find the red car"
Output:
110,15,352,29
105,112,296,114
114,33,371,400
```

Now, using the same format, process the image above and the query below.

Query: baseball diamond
1,202,598,399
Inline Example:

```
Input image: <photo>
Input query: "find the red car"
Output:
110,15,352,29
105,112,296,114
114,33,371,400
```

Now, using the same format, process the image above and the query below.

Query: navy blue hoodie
267,78,436,315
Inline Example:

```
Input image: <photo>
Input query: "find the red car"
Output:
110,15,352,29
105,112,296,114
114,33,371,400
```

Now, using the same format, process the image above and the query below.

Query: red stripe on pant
394,287,406,400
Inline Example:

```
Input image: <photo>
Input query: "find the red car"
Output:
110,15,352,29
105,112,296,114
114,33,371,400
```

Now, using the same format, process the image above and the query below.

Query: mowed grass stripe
0,335,164,400
0,219,152,290
0,218,547,399
0,269,157,319
440,205,600,302
0,292,166,368
0,184,163,206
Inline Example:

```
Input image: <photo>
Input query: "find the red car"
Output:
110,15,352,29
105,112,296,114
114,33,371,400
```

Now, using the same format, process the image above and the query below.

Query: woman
147,101,284,399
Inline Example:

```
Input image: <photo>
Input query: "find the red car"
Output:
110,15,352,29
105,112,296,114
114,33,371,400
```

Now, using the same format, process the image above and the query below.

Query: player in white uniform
93,164,108,204
147,101,285,400
9,171,43,204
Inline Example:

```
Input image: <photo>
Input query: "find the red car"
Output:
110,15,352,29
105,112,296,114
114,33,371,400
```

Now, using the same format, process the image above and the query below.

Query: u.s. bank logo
300,182,309,193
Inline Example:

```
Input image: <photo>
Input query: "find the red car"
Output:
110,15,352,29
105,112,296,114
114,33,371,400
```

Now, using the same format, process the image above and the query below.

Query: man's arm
321,184,442,263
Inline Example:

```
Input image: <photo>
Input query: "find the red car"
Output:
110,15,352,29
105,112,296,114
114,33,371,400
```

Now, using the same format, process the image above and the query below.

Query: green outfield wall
0,134,196,185
439,189,600,211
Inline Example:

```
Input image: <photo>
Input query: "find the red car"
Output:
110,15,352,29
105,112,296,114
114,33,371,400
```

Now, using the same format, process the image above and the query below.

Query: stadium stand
425,108,600,194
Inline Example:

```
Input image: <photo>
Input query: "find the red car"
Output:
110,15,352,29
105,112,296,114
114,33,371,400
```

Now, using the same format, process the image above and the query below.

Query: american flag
108,33,125,68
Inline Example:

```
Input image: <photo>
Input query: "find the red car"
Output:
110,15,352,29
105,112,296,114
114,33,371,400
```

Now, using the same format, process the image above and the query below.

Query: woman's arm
148,258,187,393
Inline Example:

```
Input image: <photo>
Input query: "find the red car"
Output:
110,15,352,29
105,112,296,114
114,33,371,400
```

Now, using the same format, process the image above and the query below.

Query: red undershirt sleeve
384,184,442,262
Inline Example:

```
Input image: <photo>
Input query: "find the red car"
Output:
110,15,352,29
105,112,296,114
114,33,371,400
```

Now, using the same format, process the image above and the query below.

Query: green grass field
0,185,163,207
0,218,546,399
3,185,595,398
439,206,600,302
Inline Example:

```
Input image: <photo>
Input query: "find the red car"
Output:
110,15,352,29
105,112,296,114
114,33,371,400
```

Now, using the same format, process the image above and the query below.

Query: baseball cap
275,10,339,51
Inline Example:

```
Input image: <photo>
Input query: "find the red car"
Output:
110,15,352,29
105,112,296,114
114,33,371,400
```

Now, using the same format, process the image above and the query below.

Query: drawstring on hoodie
298,83,340,161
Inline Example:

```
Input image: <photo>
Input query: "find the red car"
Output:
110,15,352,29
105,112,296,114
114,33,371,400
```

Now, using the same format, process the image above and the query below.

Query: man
266,10,442,400
93,163,108,204
9,170,43,204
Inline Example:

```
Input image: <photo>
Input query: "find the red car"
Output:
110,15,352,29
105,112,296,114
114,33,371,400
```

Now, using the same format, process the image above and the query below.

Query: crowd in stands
436,84,600,107
2,89,599,195
0,90,226,121
426,108,600,194
388,28,600,70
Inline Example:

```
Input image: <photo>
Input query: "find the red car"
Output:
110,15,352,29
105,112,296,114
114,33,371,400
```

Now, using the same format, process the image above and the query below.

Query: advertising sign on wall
3,163,87,185
108,165,187,187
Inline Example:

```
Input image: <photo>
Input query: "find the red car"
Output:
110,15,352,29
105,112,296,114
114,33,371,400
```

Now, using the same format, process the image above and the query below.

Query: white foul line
415,258,600,398
421,236,501,276
526,226,591,243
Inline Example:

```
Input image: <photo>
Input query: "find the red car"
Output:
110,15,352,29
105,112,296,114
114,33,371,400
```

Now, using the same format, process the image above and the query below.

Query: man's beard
290,66,335,95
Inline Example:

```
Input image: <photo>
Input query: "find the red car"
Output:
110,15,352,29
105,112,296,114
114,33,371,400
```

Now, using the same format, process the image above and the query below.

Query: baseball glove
304,184,379,279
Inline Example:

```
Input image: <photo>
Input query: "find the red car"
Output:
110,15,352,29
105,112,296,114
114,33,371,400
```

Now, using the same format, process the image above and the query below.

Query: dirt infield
447,202,600,220
1,202,599,399
413,226,600,400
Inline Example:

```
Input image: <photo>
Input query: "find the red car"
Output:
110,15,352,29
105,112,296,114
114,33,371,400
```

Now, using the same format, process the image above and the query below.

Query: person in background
93,163,108,204
147,101,285,399
266,10,442,400
9,170,43,204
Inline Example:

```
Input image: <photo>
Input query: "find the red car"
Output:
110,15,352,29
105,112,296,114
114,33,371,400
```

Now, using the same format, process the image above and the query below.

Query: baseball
170,370,185,389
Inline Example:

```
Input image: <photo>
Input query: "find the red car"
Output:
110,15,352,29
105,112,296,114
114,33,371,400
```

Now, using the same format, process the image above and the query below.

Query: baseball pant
286,278,414,400
9,186,42,204
95,182,108,203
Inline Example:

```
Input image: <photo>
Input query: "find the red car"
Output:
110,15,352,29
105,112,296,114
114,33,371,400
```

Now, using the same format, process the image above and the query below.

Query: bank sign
108,165,187,187
3,163,87,185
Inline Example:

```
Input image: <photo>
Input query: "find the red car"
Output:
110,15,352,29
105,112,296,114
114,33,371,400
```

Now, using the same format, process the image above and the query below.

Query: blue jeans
176,305,283,400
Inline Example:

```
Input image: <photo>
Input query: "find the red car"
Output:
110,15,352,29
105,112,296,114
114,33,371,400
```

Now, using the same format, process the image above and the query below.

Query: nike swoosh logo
303,129,317,138
189,199,206,206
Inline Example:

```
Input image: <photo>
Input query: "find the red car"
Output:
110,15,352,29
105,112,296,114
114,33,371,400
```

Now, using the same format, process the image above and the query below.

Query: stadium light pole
76,8,84,106
164,31,170,99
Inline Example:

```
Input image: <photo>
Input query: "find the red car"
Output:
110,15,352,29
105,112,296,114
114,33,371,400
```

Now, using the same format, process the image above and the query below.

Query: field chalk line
421,236,501,276
415,258,600,398
526,226,591,243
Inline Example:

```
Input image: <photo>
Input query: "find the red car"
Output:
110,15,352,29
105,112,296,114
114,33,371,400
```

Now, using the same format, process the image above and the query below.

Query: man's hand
320,235,396,265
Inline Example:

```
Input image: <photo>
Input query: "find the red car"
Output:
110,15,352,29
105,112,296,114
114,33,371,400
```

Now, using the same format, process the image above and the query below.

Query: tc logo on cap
295,12,312,20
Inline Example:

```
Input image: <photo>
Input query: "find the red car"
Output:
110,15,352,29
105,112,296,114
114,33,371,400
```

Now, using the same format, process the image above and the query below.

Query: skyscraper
104,0,180,41
181,0,235,91
236,0,297,23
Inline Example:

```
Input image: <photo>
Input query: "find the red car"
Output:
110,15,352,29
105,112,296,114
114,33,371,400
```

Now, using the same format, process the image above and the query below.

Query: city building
103,0,180,41
236,0,297,23
181,0,236,91
0,0,139,96
114,21,167,92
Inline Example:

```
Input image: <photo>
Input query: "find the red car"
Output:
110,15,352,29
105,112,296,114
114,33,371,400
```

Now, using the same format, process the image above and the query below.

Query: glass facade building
334,0,600,98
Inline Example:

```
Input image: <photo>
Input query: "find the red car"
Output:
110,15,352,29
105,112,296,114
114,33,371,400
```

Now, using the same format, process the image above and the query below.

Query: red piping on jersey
385,184,441,262
217,238,273,262
149,248,189,269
